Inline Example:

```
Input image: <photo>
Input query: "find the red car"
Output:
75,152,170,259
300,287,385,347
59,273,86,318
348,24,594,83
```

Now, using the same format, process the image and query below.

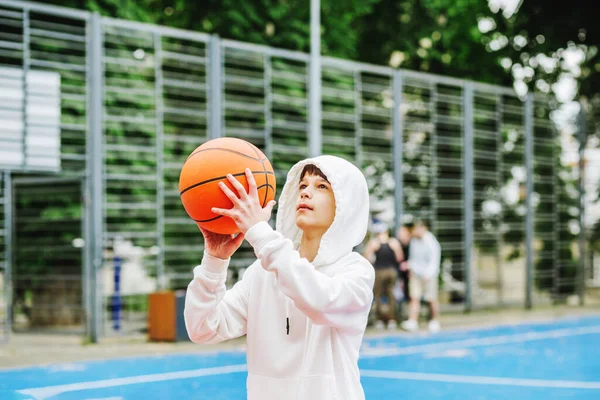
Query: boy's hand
200,226,245,260
212,168,276,234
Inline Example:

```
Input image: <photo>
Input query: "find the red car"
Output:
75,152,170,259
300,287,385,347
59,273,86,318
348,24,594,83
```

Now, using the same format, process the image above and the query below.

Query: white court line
15,325,600,398
360,369,600,390
360,325,600,358
17,364,248,400
364,313,600,340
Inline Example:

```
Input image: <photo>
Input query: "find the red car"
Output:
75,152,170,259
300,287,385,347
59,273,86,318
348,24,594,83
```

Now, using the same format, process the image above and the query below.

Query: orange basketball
179,137,276,235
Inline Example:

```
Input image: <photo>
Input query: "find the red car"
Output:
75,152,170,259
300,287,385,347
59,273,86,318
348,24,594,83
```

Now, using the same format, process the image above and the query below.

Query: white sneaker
428,320,441,333
401,319,418,332
374,320,385,330
387,320,397,330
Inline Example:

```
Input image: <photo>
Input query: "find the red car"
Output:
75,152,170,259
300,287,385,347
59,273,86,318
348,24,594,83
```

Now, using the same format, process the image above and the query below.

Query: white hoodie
184,155,375,400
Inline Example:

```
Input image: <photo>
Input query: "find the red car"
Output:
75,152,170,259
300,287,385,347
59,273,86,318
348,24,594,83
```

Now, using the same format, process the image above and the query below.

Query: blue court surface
2,315,599,399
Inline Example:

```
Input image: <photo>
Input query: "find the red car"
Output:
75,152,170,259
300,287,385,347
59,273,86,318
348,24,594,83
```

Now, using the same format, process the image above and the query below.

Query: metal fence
0,0,590,341
1,172,9,342
582,100,600,293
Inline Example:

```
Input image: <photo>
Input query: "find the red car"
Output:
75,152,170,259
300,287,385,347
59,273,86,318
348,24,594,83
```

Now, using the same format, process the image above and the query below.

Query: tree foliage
44,0,596,108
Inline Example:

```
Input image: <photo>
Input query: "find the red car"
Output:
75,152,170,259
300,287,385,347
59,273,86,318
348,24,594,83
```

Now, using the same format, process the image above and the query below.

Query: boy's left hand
212,168,276,234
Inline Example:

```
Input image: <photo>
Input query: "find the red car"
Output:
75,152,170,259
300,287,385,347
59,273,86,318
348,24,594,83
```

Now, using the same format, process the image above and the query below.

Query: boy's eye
299,184,307,189
318,184,328,189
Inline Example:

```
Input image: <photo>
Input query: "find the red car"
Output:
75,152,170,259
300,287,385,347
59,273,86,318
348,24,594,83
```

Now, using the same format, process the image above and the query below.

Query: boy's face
295,173,336,234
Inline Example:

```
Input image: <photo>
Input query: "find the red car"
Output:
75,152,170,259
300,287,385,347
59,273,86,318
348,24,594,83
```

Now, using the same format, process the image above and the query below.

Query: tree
45,0,379,59
357,0,510,85
44,0,596,103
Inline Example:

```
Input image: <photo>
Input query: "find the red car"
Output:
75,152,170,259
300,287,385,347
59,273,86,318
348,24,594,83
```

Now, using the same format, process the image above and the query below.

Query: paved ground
2,302,599,370
2,309,600,400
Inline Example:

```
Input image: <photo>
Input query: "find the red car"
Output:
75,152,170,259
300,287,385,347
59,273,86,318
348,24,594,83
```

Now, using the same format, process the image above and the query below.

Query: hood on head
275,155,370,266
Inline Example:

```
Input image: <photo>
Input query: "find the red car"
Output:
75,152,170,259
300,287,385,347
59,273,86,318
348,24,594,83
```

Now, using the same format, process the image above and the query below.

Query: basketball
179,137,276,235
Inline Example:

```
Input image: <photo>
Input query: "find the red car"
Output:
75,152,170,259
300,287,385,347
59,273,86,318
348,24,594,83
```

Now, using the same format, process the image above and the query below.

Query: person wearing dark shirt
363,221,404,330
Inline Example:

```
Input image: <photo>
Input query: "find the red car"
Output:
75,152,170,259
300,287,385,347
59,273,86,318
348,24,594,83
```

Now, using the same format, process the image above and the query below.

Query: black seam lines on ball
246,142,269,207
192,183,276,223
186,147,267,162
180,170,275,196
193,215,223,223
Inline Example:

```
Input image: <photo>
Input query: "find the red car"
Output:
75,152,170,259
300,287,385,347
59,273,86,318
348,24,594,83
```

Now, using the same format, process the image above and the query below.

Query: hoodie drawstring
285,297,290,335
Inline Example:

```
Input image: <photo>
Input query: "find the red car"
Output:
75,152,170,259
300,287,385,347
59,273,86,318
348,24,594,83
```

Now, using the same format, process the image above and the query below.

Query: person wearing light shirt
399,219,441,333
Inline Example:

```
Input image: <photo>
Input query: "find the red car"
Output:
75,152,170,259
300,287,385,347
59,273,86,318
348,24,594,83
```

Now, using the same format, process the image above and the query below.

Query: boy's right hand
199,226,245,260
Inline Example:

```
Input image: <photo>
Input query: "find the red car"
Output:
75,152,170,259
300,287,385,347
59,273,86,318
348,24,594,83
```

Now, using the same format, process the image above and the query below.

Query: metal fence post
429,82,438,236
4,171,12,340
309,0,322,157
264,53,273,160
392,70,404,233
524,94,534,310
578,106,587,305
154,32,165,289
87,12,104,342
463,82,474,312
21,8,29,169
353,70,363,168
208,35,222,140
80,177,91,341
496,95,505,305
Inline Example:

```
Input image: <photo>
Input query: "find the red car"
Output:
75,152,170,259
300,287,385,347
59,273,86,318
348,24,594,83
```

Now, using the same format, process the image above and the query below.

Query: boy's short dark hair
300,164,329,182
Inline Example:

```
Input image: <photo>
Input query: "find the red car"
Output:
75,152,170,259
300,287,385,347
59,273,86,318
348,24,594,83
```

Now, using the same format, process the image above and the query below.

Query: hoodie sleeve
245,221,375,333
184,252,254,344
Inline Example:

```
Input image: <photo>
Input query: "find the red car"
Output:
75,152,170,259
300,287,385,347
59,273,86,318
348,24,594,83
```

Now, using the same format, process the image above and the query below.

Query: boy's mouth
297,203,313,211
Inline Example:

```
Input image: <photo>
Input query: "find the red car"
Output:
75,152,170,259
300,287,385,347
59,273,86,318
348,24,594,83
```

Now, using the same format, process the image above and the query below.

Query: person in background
396,222,414,304
400,219,442,333
363,220,404,330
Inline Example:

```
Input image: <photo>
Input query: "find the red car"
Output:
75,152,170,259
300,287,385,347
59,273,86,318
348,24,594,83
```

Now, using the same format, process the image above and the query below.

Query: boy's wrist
245,221,274,251
201,251,230,275
204,248,232,260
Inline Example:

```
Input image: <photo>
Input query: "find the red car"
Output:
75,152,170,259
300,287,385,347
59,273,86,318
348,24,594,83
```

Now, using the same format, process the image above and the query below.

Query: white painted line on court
361,325,600,358
360,369,600,389
17,364,248,400
15,325,600,398
364,314,600,340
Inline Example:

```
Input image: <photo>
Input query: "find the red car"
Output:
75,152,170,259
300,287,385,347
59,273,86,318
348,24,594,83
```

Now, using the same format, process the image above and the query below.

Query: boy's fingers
198,226,210,237
265,200,276,214
212,207,235,218
232,232,245,246
246,168,258,198
227,174,248,199
219,182,241,206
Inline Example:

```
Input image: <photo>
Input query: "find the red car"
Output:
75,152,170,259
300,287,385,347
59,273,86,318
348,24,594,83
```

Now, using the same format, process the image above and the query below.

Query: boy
184,155,375,400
